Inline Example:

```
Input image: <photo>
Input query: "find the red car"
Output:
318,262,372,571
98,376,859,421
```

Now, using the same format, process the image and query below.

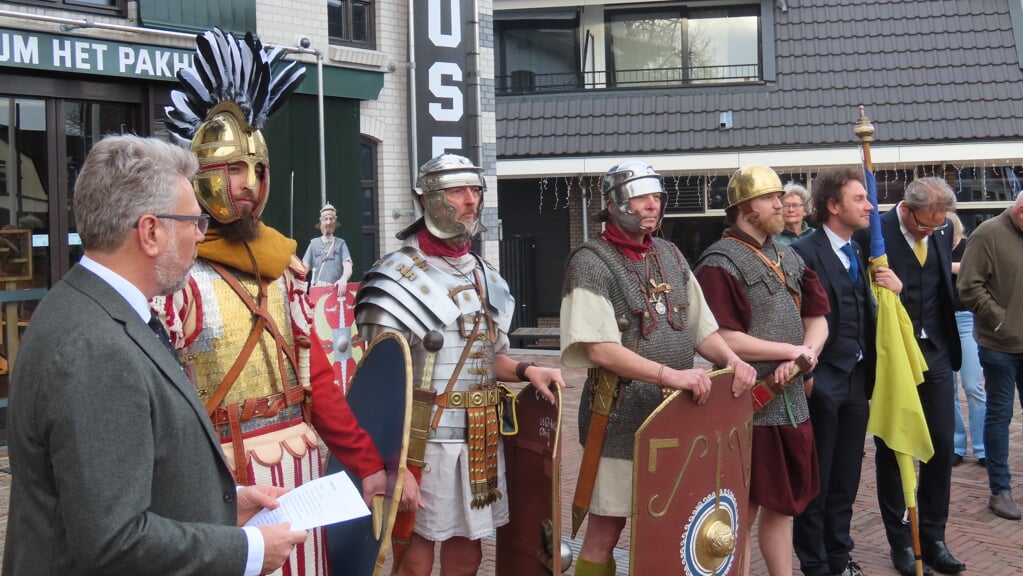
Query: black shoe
951,453,964,466
832,560,864,576
922,541,966,573
891,546,933,576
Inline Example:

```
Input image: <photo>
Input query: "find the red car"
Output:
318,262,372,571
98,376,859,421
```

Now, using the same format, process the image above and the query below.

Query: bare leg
438,536,483,576
742,503,757,576
578,513,626,565
758,507,794,576
396,533,435,576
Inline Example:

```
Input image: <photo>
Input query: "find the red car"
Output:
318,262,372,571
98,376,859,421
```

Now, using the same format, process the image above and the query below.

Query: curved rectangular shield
496,383,564,575
630,369,752,576
325,332,412,576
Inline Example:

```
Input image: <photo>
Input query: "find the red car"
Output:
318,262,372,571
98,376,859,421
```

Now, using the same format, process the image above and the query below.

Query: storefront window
8,0,124,16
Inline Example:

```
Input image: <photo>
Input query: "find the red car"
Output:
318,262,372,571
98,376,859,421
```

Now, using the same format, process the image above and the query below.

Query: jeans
979,345,1023,494
953,311,986,458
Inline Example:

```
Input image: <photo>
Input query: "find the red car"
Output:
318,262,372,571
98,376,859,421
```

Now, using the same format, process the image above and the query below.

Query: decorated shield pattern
630,369,753,576
496,383,565,576
325,332,412,576
310,281,365,392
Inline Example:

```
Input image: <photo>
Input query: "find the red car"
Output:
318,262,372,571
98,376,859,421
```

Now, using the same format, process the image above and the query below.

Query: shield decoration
630,369,752,576
325,332,412,576
496,383,564,575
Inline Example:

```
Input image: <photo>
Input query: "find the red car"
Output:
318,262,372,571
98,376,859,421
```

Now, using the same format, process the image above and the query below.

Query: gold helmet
165,27,305,224
726,165,784,209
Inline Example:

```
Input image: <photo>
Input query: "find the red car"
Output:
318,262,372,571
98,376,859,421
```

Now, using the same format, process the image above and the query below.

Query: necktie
913,237,928,266
148,314,179,361
840,243,859,284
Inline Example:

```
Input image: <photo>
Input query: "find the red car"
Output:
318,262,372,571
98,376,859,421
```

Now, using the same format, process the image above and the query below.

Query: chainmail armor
697,239,810,427
564,237,695,460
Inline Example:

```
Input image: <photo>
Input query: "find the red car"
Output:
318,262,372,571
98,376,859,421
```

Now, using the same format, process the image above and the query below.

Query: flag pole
855,107,926,576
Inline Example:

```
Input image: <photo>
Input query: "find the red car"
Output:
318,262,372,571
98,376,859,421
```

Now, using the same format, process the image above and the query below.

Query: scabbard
571,367,620,538
391,385,436,566
751,353,813,413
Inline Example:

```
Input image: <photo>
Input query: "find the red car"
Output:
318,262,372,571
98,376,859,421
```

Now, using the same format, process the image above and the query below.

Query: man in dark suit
3,135,306,575
793,167,901,576
855,177,965,576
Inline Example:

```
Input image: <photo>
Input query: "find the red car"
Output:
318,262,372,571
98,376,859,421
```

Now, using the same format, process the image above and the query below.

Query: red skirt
749,420,819,516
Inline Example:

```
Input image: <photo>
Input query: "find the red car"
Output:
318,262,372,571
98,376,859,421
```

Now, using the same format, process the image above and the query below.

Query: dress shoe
922,541,965,573
951,453,963,466
989,492,1022,520
832,560,864,576
891,546,933,576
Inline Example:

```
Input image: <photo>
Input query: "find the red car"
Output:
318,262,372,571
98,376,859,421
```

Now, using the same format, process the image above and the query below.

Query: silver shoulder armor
355,247,461,340
474,255,515,334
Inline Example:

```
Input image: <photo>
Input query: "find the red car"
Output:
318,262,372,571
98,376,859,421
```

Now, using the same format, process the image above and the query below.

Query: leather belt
211,387,306,427
435,387,500,409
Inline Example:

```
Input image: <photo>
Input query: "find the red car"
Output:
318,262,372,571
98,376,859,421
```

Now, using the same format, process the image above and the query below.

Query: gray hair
75,135,198,253
904,177,957,212
782,182,812,213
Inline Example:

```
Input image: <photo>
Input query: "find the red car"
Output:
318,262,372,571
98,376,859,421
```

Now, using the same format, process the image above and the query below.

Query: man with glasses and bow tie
791,167,901,576
854,176,965,576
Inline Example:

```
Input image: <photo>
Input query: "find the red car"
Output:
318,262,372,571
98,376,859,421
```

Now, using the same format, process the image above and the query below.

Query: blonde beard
744,210,785,237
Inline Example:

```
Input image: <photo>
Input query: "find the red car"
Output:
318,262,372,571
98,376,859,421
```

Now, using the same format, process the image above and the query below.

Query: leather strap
725,237,801,310
226,402,249,485
429,284,485,433
203,314,266,417
571,366,620,537
751,353,813,413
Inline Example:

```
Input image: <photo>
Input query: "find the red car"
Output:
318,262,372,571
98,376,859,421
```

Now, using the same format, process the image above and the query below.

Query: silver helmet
413,153,487,240
602,160,666,233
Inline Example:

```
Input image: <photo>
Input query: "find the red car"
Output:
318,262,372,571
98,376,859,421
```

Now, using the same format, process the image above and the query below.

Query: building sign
412,0,479,168
0,27,193,81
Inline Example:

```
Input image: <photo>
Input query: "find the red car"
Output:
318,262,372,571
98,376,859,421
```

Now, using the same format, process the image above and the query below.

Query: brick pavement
1,349,1021,574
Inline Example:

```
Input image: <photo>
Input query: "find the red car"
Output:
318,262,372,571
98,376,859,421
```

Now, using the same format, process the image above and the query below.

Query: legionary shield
496,383,567,575
630,369,752,576
325,332,412,576
310,281,366,391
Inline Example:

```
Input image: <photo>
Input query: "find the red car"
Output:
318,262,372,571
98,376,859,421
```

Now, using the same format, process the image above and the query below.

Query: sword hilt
751,353,813,413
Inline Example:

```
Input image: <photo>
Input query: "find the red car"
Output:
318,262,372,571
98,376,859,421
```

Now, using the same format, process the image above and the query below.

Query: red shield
496,384,564,575
630,369,752,576
310,281,365,391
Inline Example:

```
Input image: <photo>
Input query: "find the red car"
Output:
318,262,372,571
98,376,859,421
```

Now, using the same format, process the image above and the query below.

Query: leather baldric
204,261,303,485
571,366,620,537
726,236,801,310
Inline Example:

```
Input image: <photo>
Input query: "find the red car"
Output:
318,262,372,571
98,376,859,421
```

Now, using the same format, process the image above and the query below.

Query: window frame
6,0,126,17
359,137,379,266
328,0,376,50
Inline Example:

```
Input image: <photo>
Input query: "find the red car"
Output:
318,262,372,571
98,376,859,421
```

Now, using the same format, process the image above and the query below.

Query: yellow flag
866,255,933,465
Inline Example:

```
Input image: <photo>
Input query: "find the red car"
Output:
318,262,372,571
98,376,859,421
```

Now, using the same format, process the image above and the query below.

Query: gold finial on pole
854,105,875,172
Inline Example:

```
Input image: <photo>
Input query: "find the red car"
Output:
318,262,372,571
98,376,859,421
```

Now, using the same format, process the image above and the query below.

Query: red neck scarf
602,222,652,261
417,227,471,258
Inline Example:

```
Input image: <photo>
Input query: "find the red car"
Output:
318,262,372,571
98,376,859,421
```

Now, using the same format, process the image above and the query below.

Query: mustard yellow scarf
197,222,296,280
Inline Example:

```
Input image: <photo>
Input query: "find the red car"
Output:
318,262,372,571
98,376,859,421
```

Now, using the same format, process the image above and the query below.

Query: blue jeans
953,311,986,458
979,346,1023,494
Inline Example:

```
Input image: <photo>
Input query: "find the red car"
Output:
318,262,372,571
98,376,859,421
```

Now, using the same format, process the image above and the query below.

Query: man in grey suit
3,135,307,575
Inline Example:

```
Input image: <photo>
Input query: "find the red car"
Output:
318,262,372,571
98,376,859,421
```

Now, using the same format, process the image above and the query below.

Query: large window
495,11,580,94
606,5,760,87
8,0,124,16
329,0,375,49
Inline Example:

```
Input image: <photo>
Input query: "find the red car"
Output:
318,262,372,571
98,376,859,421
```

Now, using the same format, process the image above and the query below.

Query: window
359,138,379,267
495,11,580,94
8,0,124,16
329,0,375,49
606,5,760,88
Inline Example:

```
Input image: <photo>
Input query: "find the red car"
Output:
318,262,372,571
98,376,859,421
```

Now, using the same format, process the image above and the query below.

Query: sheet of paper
244,471,370,531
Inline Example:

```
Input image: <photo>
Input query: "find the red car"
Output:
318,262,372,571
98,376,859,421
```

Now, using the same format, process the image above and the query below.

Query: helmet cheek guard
602,161,667,234
414,154,487,240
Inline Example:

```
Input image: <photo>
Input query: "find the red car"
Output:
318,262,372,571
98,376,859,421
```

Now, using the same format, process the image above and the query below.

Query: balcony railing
496,64,760,95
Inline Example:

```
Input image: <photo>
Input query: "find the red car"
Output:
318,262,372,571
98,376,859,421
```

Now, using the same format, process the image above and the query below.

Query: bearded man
355,153,564,576
694,164,830,576
155,28,417,576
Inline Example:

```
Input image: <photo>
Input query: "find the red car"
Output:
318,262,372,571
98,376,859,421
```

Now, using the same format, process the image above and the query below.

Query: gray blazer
4,265,248,575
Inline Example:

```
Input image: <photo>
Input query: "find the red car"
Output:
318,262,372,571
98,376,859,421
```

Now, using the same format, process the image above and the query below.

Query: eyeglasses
908,209,948,232
782,203,805,211
135,214,210,234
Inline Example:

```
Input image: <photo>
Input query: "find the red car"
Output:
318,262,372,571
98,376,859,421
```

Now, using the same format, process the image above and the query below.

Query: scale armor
565,237,695,460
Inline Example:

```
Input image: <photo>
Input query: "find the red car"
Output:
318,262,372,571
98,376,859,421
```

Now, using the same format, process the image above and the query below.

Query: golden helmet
726,165,783,209
190,102,270,224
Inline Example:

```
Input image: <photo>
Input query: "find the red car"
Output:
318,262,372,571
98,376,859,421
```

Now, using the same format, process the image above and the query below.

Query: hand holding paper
245,472,370,531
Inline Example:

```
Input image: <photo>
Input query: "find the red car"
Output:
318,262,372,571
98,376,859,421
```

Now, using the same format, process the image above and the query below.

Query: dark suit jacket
792,229,877,398
3,265,248,575
854,208,961,371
